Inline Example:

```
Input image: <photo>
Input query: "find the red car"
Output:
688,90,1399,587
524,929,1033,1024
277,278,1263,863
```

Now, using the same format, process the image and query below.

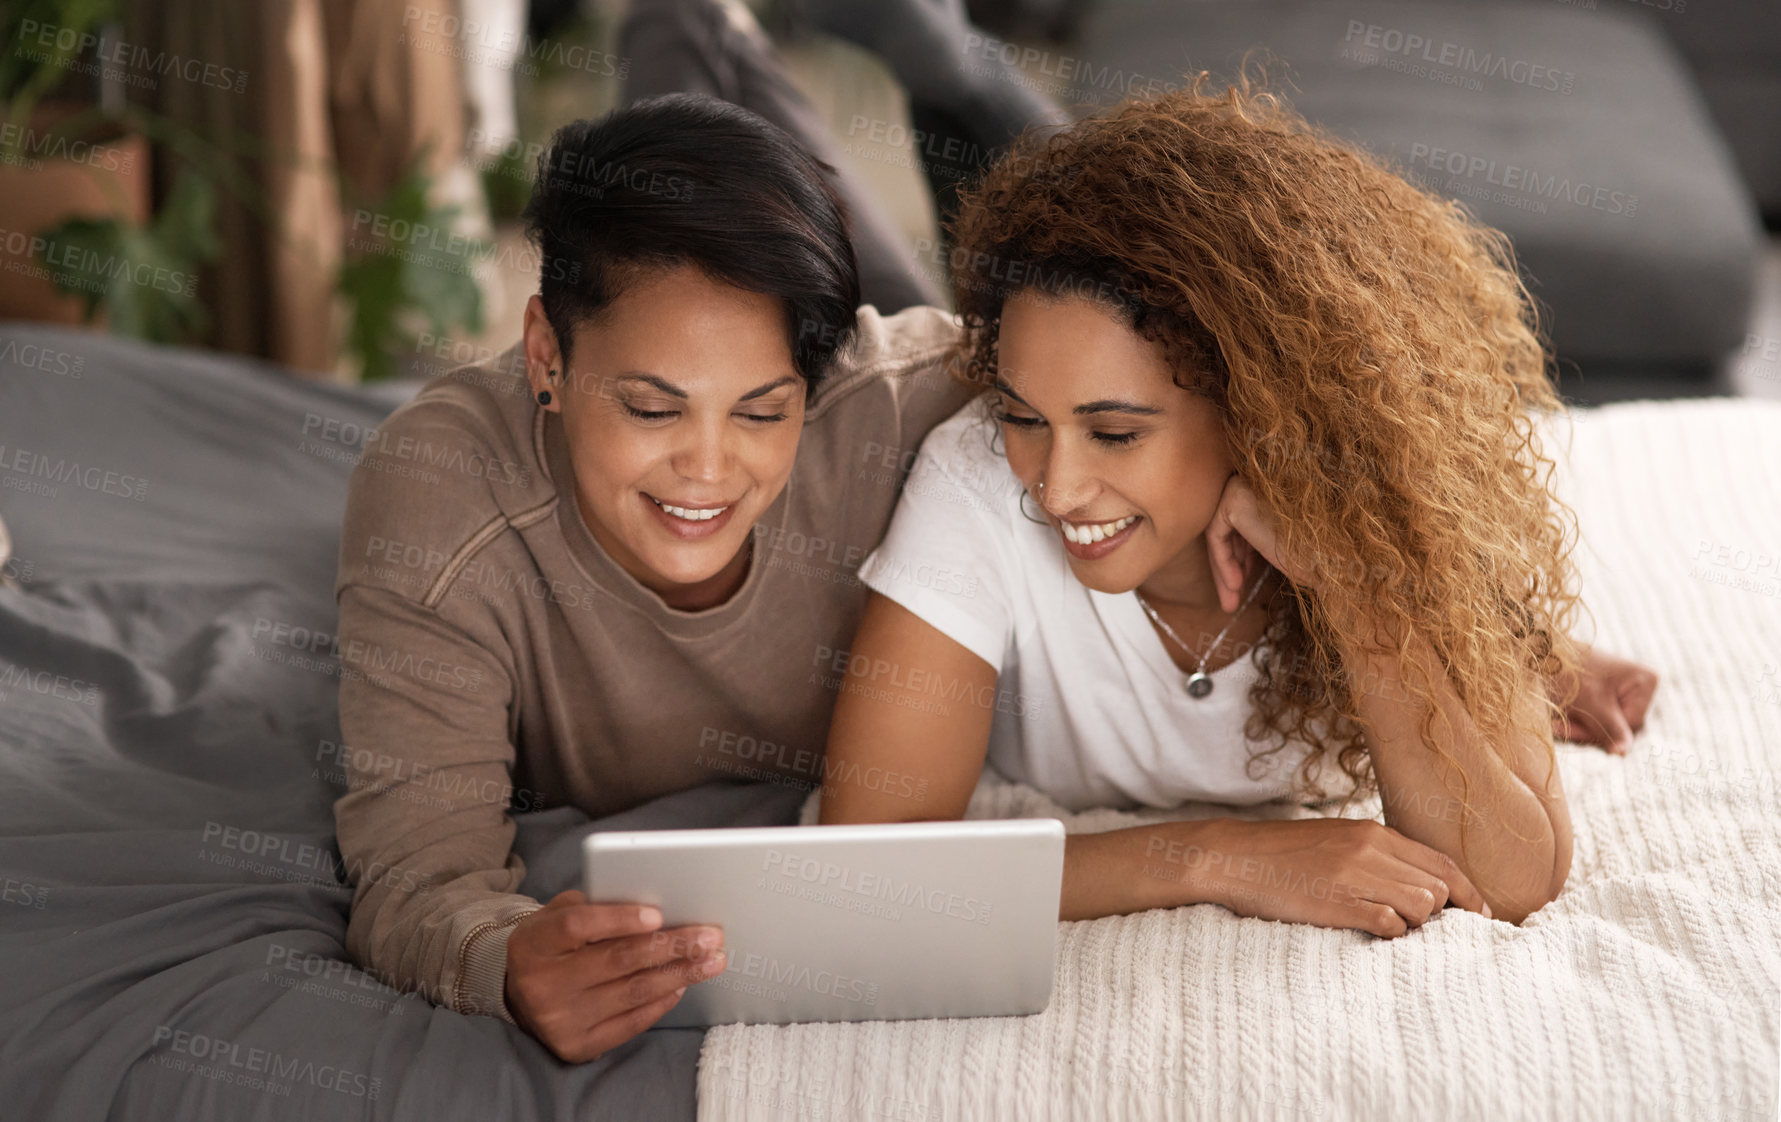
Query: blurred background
0,0,1775,404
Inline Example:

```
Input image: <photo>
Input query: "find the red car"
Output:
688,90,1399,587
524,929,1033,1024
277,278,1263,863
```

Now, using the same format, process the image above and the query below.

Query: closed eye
622,405,790,423
994,409,1138,447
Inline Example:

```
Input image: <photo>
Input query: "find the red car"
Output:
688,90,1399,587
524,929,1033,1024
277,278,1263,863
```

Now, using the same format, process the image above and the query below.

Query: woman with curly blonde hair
818,76,1656,932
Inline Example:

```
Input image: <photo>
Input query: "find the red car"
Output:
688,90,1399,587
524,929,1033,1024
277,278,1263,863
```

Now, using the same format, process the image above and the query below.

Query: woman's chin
1054,520,1166,595
642,545,739,587
1066,557,1146,596
630,525,755,590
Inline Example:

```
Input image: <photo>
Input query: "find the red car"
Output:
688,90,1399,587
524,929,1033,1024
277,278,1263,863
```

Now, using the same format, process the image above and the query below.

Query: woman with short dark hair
524,95,862,389
331,94,971,1063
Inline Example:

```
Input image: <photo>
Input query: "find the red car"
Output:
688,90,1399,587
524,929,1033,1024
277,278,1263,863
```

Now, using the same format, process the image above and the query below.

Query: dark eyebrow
991,377,1032,407
613,373,687,399
737,375,801,402
614,372,799,402
992,377,1161,417
1074,399,1163,417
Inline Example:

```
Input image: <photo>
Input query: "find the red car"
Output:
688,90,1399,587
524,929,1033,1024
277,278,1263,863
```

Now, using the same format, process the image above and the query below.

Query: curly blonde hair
947,74,1583,842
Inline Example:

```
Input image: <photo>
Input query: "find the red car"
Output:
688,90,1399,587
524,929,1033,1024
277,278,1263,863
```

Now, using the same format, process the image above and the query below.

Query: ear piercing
537,368,558,406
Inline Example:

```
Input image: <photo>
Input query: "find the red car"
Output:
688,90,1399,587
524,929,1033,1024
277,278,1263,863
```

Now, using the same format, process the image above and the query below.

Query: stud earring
537,389,552,406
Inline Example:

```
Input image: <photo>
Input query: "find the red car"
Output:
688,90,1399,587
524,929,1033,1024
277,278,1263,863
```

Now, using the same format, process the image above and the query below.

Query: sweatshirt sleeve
332,581,542,1023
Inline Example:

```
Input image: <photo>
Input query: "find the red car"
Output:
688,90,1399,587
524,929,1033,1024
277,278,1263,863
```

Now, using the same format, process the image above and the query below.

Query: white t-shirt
858,396,1347,813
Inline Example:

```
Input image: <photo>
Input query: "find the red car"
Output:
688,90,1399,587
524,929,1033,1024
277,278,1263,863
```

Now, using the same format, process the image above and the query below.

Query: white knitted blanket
696,400,1781,1122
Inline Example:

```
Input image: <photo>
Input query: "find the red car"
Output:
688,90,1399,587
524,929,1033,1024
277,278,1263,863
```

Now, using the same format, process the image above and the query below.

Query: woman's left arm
1332,606,1570,925
1207,474,1570,924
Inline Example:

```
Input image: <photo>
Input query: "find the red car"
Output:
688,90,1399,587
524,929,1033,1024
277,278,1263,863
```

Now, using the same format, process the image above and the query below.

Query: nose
670,415,734,484
1035,439,1097,518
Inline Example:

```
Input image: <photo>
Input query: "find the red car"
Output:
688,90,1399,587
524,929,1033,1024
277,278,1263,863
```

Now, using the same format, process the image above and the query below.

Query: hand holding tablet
582,818,1066,1028
503,891,728,1063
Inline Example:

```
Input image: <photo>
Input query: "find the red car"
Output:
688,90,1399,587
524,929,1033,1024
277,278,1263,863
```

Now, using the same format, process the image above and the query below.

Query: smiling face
993,290,1235,600
523,263,805,610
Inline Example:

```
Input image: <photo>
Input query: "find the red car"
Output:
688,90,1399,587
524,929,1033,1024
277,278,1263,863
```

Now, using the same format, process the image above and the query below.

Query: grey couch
1660,0,1781,225
1064,0,1765,393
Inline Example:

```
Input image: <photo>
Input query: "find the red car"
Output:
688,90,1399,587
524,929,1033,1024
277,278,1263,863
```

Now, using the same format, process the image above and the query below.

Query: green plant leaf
480,147,533,222
1,0,120,157
35,171,221,344
337,155,488,381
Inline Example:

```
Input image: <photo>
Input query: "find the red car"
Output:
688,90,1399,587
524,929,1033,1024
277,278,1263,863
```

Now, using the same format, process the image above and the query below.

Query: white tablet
582,817,1066,1027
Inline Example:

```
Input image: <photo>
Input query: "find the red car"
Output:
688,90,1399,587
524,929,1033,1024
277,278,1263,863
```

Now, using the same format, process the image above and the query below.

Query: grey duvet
0,325,804,1122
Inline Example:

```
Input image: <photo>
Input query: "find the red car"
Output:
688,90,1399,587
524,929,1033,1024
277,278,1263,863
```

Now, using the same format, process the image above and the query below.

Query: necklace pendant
1184,671,1214,699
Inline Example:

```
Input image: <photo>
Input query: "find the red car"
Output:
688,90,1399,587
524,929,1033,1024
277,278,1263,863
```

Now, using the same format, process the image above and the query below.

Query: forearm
333,584,543,1017
333,745,543,1019
1062,819,1231,921
338,835,540,1020
1341,617,1571,923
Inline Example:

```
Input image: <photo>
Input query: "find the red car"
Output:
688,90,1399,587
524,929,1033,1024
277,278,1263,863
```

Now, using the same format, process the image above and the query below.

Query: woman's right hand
503,890,728,1062
1192,818,1490,937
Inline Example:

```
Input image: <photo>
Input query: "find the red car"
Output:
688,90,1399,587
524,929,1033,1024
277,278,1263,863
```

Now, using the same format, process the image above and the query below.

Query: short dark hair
522,94,860,386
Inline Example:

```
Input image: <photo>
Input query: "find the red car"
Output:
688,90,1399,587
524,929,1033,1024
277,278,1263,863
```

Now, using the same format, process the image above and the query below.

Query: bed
1,324,1776,1122
696,394,1781,1119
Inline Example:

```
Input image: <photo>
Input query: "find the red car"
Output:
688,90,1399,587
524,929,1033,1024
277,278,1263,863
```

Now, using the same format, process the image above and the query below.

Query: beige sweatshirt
331,305,973,1022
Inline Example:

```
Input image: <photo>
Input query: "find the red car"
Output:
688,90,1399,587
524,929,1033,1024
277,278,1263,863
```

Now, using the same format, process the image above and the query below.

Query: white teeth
1061,515,1135,545
653,498,728,521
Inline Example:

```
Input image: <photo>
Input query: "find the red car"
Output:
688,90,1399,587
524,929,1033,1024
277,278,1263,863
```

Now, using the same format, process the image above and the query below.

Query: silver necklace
1134,571,1268,699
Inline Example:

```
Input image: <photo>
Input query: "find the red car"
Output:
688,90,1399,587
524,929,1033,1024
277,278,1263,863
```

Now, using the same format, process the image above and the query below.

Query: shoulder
817,303,964,395
336,345,553,606
855,395,1030,669
904,396,1023,512
867,395,1030,559
798,305,975,461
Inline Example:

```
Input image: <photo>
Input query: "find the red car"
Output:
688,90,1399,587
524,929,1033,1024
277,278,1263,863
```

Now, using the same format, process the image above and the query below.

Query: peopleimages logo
1404,142,1638,218
300,413,533,487
1,876,49,910
0,124,134,172
0,338,85,377
0,226,199,296
0,664,99,706
12,20,249,93
200,820,434,897
721,950,879,1006
150,1026,378,1100
761,849,994,925
0,441,149,501
250,617,485,692
1341,20,1575,94
399,7,630,81
314,739,545,812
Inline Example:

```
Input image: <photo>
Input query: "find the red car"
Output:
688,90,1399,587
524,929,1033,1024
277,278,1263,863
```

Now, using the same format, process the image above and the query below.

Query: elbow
816,786,896,826
1490,881,1558,926
1488,882,1557,926
1545,826,1574,908
818,795,940,828
1489,820,1573,926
